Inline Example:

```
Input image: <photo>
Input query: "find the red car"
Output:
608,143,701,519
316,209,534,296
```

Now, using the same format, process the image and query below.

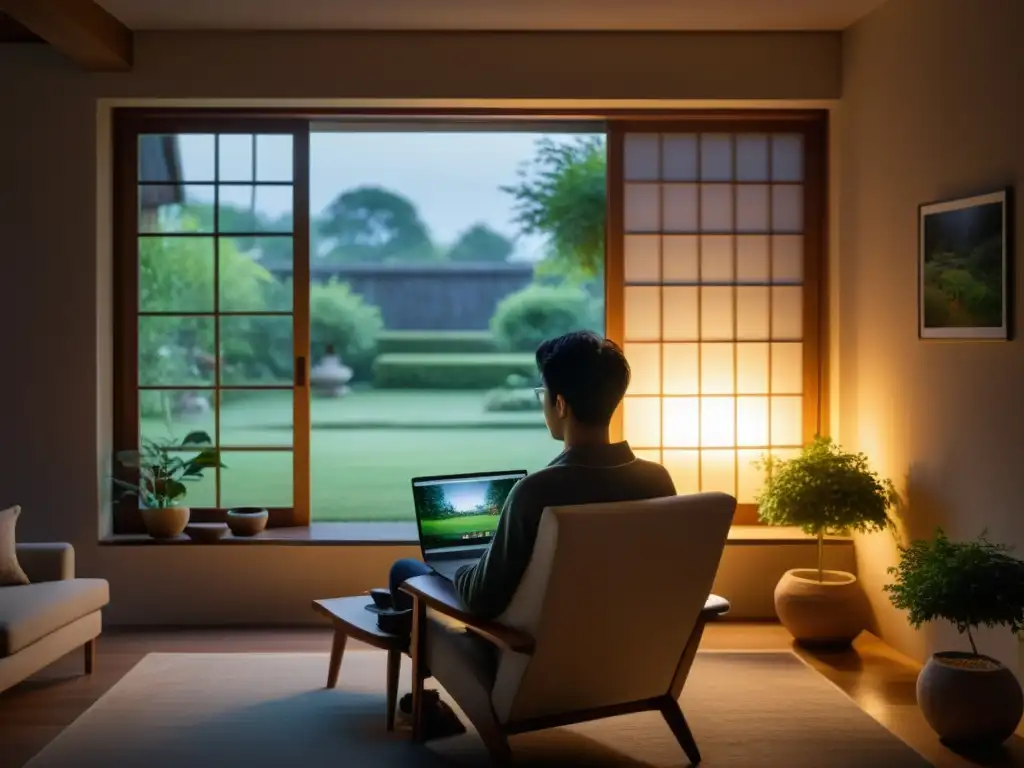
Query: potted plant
884,530,1024,747
114,432,223,539
755,436,897,646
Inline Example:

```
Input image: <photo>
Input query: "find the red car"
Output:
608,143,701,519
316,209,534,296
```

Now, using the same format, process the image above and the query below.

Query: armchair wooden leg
410,596,427,743
477,721,512,766
84,639,96,675
660,697,701,766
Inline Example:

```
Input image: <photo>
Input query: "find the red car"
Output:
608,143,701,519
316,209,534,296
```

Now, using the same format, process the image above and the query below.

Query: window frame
111,108,828,534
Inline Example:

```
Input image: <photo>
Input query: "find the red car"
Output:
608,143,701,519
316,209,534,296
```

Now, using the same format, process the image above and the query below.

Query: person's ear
556,394,569,419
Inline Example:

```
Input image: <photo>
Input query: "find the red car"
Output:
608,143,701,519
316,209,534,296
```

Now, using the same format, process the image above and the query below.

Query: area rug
26,651,930,767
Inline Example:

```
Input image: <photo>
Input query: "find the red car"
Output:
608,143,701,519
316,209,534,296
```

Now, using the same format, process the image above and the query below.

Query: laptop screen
412,471,526,556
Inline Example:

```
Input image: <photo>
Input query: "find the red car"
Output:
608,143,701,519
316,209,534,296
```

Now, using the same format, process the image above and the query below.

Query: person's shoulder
630,455,673,477
510,465,565,496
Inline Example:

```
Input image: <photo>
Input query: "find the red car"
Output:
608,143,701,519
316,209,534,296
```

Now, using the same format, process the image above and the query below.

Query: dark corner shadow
940,733,1024,767
95,688,665,768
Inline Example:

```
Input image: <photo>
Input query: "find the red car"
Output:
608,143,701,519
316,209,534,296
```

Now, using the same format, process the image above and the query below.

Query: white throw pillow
0,506,29,586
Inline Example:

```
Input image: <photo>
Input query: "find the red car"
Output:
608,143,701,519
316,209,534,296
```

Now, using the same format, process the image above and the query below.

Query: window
609,120,826,524
115,118,310,531
113,113,608,531
112,111,825,534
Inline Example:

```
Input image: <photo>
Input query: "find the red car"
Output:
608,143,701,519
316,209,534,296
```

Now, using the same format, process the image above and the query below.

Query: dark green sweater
453,442,676,618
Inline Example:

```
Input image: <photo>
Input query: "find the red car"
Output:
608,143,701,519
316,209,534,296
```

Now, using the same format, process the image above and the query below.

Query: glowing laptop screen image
412,471,525,555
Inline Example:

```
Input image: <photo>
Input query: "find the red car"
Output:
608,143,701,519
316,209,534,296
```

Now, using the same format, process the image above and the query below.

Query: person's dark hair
535,331,631,426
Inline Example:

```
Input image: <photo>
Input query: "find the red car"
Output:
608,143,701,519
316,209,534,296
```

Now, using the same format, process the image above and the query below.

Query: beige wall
0,31,840,625
840,0,1024,672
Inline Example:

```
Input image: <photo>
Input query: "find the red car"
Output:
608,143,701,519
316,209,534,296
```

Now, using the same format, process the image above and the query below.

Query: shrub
503,373,536,389
138,231,276,417
483,388,543,413
490,283,599,352
310,278,384,381
884,530,1024,656
373,353,536,389
376,330,497,355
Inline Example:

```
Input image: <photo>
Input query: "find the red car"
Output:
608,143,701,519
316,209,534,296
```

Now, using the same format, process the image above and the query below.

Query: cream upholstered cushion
0,506,29,587
0,579,110,656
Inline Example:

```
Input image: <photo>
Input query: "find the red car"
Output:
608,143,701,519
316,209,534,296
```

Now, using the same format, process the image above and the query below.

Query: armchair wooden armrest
400,574,535,654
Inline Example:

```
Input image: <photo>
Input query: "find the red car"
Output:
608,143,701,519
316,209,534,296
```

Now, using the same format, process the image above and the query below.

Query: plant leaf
181,431,214,446
162,479,188,503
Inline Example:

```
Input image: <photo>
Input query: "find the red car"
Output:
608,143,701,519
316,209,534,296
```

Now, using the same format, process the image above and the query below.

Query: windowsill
98,523,852,546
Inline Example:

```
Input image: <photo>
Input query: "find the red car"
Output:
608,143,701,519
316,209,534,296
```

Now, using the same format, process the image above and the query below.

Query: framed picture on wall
919,188,1013,340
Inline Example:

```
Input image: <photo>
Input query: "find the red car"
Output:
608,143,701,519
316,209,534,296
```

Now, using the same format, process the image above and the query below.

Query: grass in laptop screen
415,474,521,551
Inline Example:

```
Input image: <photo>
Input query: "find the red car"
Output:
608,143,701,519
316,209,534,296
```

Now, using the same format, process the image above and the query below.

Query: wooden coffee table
312,596,409,731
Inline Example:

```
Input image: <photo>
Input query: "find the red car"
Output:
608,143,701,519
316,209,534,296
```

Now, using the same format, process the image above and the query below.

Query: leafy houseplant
755,436,898,646
115,431,223,538
756,436,897,580
884,530,1024,746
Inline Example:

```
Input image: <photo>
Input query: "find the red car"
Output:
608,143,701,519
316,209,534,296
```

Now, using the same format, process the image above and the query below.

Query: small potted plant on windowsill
884,530,1024,748
114,432,223,539
755,436,898,647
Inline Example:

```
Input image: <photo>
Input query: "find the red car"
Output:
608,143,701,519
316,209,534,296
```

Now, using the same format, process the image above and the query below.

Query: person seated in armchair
386,331,677,733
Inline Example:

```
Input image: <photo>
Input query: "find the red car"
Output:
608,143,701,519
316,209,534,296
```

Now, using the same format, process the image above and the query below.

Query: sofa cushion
0,507,29,587
0,579,109,657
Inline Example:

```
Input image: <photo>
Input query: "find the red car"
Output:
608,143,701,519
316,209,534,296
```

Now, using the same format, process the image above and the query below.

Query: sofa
0,543,109,693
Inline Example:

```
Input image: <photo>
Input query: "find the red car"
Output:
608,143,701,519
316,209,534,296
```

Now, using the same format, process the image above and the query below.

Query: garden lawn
141,390,556,522
420,514,500,546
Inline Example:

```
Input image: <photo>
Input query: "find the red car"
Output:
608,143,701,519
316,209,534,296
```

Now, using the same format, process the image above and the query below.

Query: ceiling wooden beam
0,0,132,71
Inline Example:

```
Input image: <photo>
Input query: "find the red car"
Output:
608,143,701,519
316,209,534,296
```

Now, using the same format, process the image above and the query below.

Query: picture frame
918,188,1013,340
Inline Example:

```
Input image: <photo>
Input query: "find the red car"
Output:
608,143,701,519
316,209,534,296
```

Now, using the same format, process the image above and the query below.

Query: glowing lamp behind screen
620,131,807,502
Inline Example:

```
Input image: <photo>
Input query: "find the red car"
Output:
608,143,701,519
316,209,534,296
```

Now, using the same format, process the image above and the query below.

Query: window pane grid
622,130,807,502
135,132,297,511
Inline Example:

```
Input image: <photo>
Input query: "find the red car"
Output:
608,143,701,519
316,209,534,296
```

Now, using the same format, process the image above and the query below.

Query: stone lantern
309,344,353,397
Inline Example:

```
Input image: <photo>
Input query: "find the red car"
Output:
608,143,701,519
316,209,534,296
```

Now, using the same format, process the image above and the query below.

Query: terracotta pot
226,508,269,537
773,568,866,647
141,506,190,538
917,652,1023,747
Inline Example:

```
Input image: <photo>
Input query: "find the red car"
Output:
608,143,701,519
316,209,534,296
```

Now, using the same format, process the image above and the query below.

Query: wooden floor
1,623,1021,768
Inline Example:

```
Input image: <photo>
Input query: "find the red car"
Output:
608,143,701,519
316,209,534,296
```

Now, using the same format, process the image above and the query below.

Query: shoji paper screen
617,127,822,508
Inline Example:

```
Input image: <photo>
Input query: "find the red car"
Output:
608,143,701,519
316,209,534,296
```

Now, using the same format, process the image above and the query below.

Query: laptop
411,470,527,580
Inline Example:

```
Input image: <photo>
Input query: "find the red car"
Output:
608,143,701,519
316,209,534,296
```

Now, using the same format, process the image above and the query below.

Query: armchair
401,491,736,765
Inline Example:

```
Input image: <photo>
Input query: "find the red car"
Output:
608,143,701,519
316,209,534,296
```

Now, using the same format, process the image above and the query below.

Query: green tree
447,223,514,263
502,136,607,280
418,484,454,519
484,482,506,515
319,186,435,263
